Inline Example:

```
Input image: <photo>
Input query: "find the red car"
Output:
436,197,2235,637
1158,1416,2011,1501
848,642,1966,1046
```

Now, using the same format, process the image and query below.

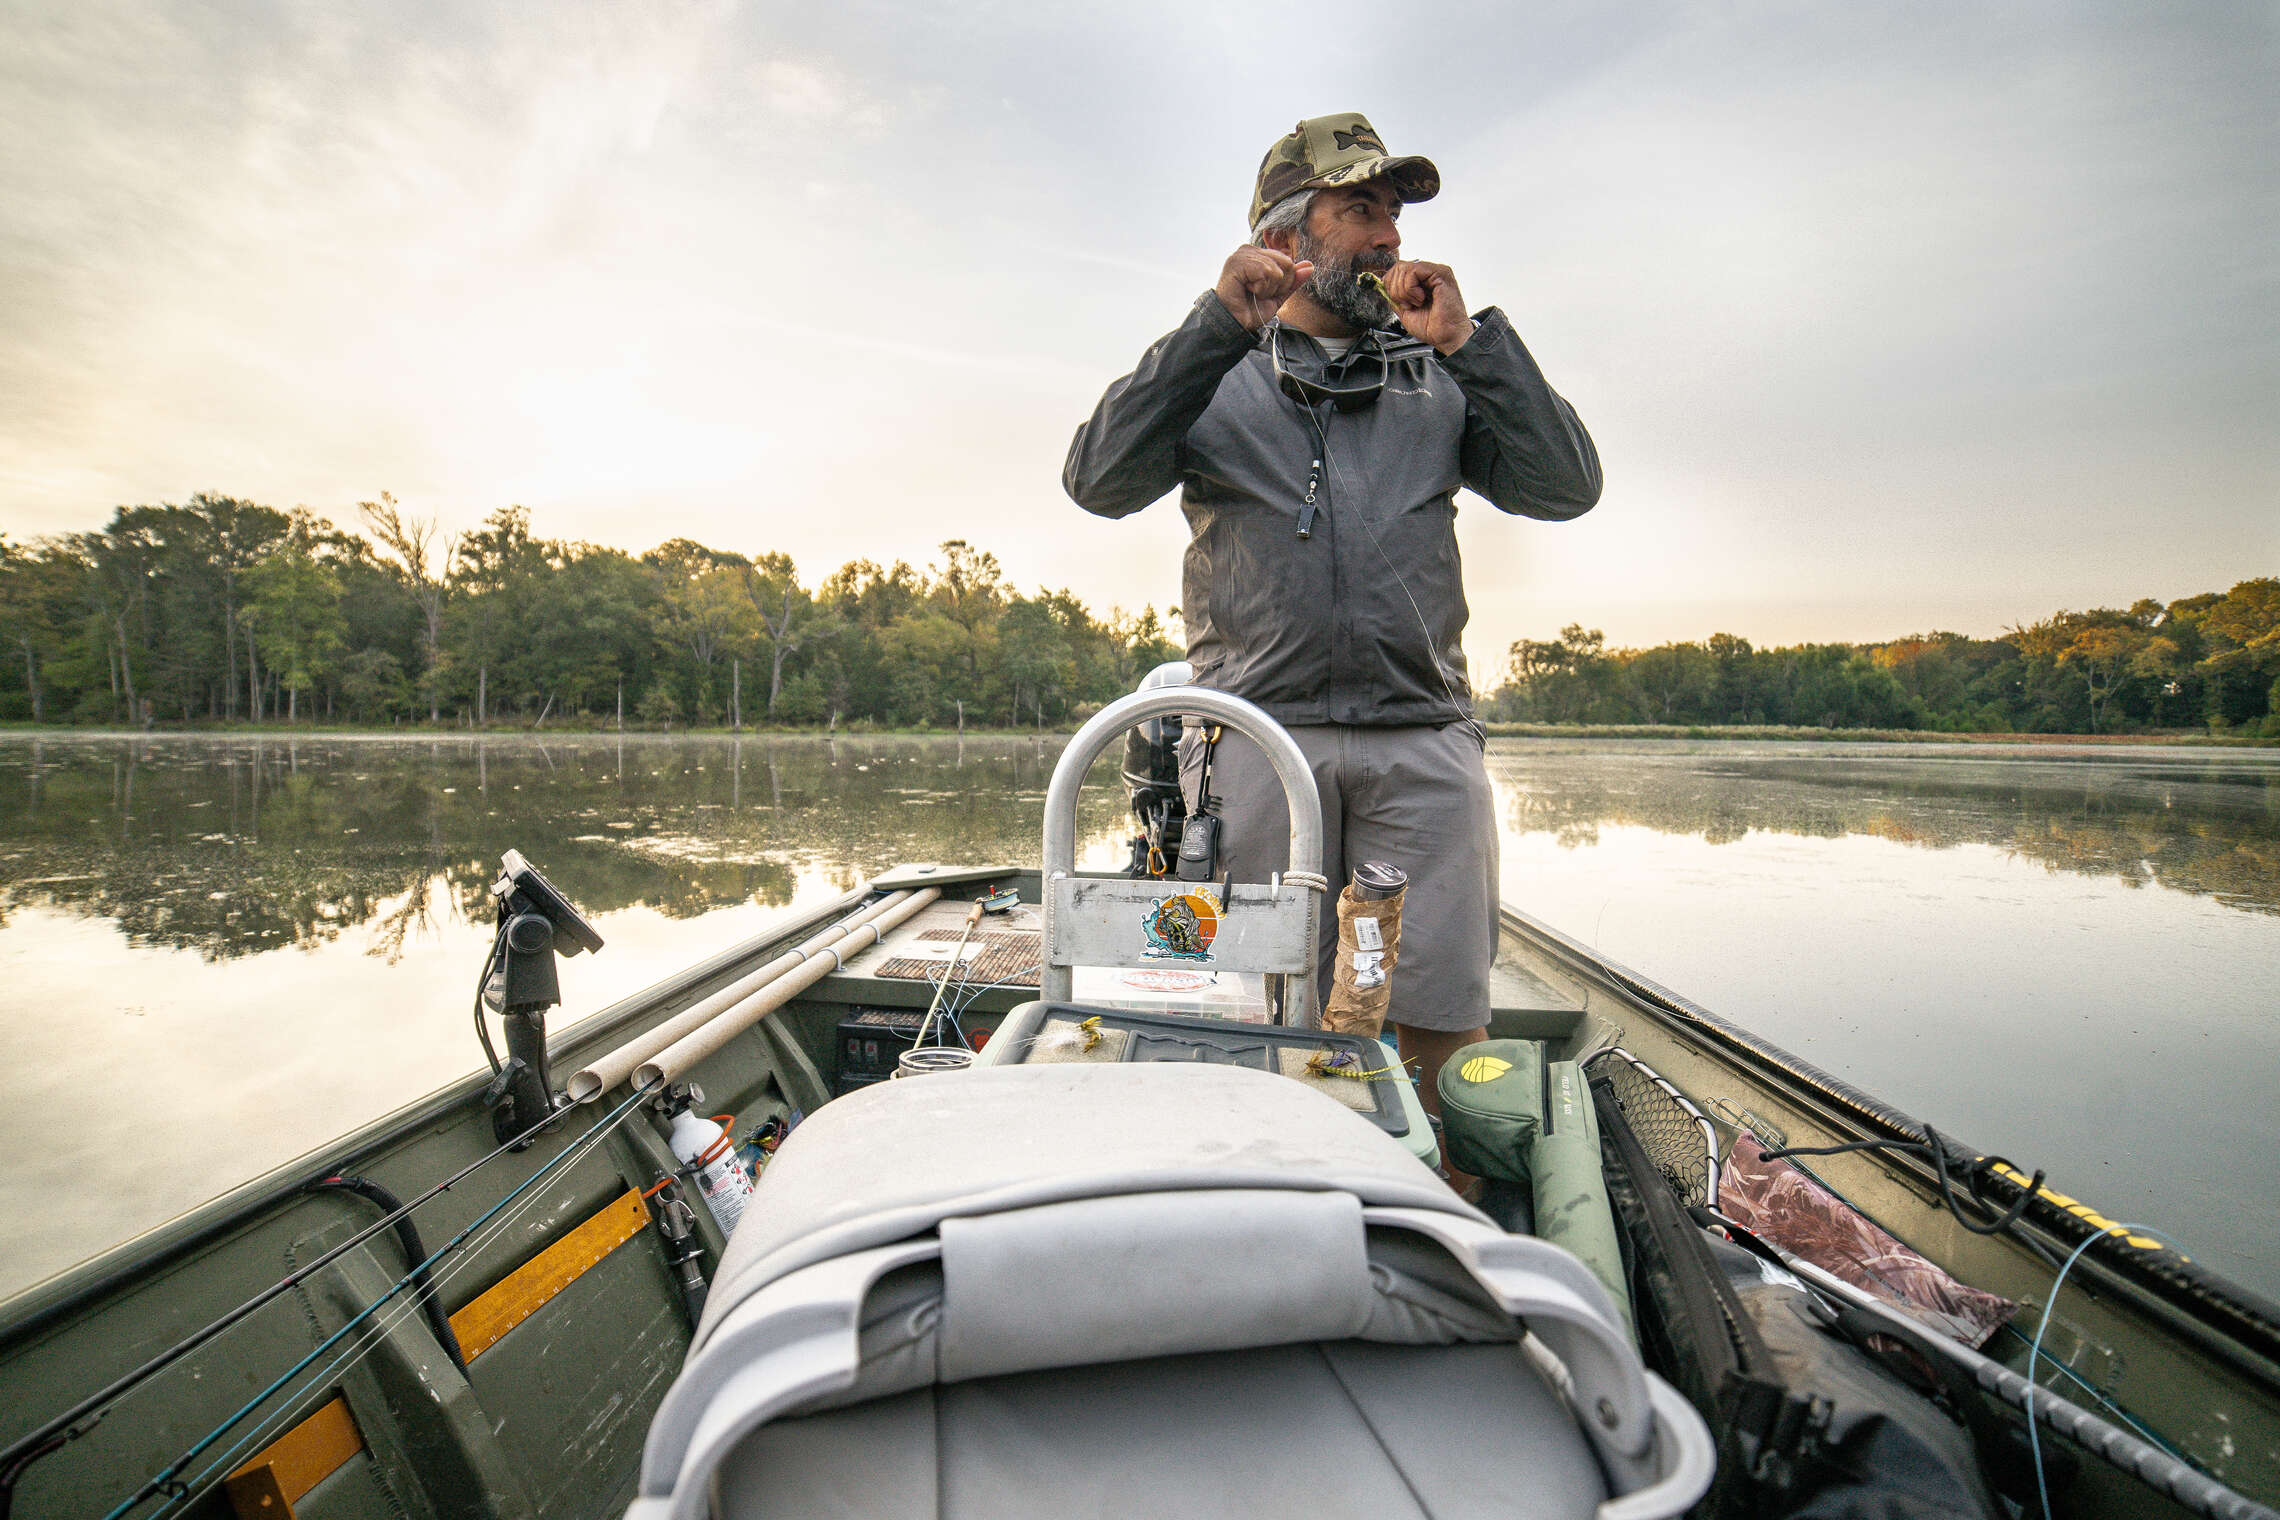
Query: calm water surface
1,734,2273,1302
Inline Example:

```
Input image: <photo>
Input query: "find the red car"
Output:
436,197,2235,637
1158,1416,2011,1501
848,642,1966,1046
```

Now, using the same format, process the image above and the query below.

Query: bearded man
1063,114,1600,1171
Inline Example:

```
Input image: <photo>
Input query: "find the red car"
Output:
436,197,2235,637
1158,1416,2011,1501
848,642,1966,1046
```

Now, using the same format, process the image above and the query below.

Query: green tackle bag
1435,1039,1546,1183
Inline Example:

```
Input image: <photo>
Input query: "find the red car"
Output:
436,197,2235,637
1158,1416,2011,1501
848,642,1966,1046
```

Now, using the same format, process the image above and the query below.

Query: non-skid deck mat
873,928,1042,988
1018,1016,1135,1065
1273,1047,1386,1113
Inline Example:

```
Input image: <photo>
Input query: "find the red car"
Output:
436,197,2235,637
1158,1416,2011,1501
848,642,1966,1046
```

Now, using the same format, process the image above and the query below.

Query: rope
1281,870,1330,894
1758,1129,2045,1238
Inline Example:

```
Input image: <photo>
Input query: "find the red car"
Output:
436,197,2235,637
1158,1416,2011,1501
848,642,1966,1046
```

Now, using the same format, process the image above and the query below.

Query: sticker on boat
1120,968,1212,991
1139,891,1219,961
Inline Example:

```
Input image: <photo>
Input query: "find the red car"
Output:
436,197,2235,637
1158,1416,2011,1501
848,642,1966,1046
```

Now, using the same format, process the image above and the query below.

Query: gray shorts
1180,723,1497,1033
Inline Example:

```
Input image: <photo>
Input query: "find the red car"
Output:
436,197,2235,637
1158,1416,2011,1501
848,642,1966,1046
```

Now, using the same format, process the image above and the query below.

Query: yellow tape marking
224,1189,654,1518
1985,1163,2177,1255
449,1188,651,1361
226,1394,362,1516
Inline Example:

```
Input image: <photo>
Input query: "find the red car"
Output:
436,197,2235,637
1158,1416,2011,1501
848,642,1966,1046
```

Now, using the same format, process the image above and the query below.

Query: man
1062,113,1600,1161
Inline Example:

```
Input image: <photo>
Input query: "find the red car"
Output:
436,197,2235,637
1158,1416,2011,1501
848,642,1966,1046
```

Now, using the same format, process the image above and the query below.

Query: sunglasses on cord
1270,325,1388,412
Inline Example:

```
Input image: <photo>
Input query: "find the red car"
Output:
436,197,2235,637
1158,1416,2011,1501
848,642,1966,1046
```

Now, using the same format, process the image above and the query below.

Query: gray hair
1250,188,1317,246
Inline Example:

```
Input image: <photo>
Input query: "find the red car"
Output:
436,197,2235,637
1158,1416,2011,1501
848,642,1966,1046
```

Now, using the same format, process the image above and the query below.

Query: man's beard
1295,231,1395,330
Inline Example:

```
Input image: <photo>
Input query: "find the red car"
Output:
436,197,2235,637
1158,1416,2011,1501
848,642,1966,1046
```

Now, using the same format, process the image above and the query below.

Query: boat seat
626,1063,1712,1520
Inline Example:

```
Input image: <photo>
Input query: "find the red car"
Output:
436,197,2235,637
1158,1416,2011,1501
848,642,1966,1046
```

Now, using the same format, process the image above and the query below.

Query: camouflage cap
1250,113,1440,228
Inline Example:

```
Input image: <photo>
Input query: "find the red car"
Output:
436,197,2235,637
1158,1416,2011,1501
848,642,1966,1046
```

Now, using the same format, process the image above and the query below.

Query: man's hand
1214,245,1314,331
1382,260,1473,355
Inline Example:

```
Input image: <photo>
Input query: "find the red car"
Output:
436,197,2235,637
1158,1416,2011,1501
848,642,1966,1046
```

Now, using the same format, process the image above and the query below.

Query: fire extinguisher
666,1105,756,1236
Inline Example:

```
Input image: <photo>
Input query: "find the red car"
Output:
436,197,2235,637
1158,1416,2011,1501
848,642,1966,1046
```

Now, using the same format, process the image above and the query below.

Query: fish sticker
1139,891,1219,962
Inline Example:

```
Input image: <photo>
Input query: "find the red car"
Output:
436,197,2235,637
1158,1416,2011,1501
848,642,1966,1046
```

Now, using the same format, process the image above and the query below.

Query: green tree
2193,578,2280,731
998,596,1071,727
1629,642,1714,723
243,521,347,721
0,537,85,722
448,506,552,723
338,647,410,721
361,493,448,721
182,495,290,721
645,538,755,724
737,551,809,717
1505,625,1610,723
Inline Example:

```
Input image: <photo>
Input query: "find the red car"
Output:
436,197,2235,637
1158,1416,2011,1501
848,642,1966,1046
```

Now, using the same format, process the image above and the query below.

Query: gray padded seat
720,1341,1605,1519
628,1063,1713,1520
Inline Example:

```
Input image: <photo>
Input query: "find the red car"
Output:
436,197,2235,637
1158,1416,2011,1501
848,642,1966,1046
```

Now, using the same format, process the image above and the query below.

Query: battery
834,1007,927,1095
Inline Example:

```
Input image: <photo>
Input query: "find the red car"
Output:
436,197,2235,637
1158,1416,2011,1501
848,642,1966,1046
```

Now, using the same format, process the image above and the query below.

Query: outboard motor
1120,660,1191,877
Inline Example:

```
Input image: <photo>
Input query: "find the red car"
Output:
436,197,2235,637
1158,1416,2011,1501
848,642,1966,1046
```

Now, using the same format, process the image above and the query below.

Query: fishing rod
142,1079,667,1520
148,1081,671,1520
0,1099,569,1513
98,1079,660,1520
4,847,610,1512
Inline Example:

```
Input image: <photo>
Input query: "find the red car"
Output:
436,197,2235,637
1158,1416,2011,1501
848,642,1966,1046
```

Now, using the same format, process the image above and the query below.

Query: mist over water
1,734,2274,1301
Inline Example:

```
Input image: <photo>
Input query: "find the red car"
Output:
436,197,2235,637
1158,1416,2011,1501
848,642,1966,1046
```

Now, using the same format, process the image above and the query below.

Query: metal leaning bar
1039,686,1324,1008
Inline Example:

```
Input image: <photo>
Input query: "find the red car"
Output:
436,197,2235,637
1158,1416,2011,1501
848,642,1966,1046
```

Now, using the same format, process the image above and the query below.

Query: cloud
1,0,2273,660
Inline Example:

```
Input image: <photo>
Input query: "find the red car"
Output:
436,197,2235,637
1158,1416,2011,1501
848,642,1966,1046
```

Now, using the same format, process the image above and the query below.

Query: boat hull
0,870,2272,1519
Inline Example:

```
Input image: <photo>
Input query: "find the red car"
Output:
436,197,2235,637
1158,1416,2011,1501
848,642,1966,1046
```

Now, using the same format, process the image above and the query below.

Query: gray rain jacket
1064,291,1600,726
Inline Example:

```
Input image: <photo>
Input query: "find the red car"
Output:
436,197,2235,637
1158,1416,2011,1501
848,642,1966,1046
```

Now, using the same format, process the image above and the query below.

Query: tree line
1483,581,2280,737
0,494,1182,730
4,492,2271,736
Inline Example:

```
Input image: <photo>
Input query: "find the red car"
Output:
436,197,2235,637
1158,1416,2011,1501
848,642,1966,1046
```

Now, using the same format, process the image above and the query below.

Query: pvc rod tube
634,888,942,1090
566,890,915,1102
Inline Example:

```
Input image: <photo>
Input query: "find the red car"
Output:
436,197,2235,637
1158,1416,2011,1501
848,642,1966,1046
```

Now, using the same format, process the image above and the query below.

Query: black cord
1926,1127,2045,1237
305,1176,468,1374
1759,1129,2046,1238
473,917,506,1074
0,1097,567,1508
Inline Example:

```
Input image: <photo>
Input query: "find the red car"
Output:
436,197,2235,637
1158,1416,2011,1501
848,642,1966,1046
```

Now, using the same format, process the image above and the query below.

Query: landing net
1586,1047,1720,1210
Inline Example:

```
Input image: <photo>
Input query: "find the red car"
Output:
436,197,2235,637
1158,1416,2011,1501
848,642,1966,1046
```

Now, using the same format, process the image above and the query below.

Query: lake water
1,734,2274,1304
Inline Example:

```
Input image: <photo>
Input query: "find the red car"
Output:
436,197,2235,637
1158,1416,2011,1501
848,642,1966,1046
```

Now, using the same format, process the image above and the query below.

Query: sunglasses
1270,325,1388,412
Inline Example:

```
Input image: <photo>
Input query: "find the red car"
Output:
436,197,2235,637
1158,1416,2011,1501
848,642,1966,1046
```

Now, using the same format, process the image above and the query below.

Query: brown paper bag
1322,885,1402,1038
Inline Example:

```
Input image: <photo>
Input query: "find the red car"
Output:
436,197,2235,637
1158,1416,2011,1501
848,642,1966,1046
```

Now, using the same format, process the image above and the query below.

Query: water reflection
1,735,2275,1302
0,735,1131,959
1487,744,2280,915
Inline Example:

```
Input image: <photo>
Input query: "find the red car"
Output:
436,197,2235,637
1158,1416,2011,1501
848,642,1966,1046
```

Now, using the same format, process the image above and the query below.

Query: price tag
1351,949,1386,989
1353,916,1383,951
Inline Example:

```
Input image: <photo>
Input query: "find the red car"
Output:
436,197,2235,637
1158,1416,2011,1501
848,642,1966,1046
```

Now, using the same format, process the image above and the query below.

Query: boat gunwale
1498,901,2280,1385
7,874,2270,1433
0,882,877,1359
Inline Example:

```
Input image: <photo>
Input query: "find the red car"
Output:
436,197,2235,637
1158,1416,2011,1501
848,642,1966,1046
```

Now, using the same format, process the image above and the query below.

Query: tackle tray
981,1004,1429,1157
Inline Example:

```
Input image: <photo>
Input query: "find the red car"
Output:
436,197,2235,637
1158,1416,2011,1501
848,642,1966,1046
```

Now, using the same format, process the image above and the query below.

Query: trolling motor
479,849,605,1147
1122,661,1228,882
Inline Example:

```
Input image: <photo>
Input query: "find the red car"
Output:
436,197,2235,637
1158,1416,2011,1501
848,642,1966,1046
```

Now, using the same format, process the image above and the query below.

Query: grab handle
1040,686,1322,1008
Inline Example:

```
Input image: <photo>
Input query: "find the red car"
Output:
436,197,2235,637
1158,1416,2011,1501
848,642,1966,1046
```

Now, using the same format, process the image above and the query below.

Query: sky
3,0,2275,663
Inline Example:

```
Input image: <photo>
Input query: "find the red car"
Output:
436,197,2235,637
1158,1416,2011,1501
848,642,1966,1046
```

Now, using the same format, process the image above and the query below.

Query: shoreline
0,721,2272,748
1476,723,2279,747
